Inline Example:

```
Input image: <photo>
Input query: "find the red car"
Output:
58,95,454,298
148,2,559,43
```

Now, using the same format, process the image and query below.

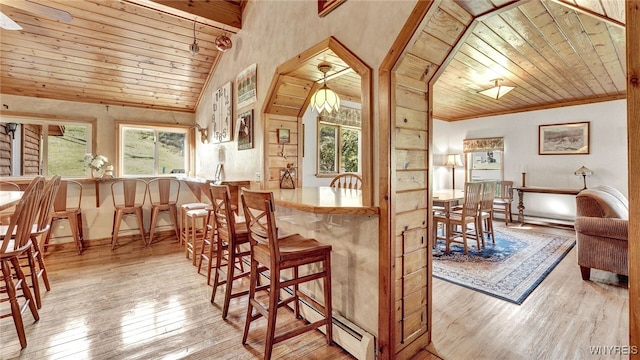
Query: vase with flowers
84,153,109,178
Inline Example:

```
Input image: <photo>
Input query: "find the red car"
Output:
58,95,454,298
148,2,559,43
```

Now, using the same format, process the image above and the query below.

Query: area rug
432,226,575,304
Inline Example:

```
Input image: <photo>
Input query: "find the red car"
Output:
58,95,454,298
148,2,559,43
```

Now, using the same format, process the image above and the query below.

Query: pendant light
310,62,340,114
215,34,232,52
189,21,199,55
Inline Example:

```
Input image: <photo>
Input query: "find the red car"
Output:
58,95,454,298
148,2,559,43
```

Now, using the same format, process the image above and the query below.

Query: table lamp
443,154,463,189
574,166,593,189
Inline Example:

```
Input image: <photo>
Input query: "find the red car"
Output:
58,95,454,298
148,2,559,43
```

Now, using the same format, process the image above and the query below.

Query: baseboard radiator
280,284,376,360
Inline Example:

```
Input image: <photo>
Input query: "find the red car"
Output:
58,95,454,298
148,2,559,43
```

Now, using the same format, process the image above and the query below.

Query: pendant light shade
190,21,199,55
215,34,232,52
310,63,340,114
478,79,515,99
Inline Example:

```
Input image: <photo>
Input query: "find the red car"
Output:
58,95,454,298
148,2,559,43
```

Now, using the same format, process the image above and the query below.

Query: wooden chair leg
580,266,591,280
324,255,333,344
135,208,147,246
148,207,160,245
2,260,28,349
112,210,123,251
68,213,83,255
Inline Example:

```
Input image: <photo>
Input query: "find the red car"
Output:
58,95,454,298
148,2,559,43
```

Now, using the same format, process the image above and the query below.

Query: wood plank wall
627,0,639,357
379,1,476,358
22,123,41,175
0,125,11,176
265,113,299,189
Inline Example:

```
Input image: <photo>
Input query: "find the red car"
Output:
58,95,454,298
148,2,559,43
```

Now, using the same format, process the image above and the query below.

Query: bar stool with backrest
111,179,148,250
435,182,483,255
209,184,254,319
0,176,44,349
22,175,60,309
477,181,497,246
329,173,362,190
147,178,180,245
241,189,333,359
493,180,514,225
44,180,84,254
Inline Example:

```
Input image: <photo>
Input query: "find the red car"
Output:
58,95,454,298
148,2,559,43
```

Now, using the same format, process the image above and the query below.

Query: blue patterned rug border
432,228,575,305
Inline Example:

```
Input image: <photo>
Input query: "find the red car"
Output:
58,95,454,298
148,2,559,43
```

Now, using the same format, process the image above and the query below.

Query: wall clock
211,81,233,143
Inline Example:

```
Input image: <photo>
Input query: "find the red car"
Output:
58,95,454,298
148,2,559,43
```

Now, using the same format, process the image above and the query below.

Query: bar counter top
270,187,378,215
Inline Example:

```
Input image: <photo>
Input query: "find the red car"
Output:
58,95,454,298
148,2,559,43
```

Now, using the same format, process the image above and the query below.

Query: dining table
0,191,23,211
433,189,465,212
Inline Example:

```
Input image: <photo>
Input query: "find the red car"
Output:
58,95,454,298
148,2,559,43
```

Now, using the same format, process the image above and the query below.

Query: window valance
463,137,504,153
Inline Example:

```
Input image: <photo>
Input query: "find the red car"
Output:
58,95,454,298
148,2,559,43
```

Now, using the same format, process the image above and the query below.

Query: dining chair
147,178,180,245
435,182,483,255
329,173,362,190
478,181,497,246
209,184,254,319
44,180,84,255
493,180,514,225
23,175,60,309
0,176,44,349
0,181,21,225
110,179,148,250
241,189,333,359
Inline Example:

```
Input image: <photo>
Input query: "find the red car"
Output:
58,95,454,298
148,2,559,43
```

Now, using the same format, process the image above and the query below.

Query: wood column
627,0,640,357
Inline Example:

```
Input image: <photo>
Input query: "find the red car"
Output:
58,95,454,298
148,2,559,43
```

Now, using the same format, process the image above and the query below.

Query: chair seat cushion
253,234,331,264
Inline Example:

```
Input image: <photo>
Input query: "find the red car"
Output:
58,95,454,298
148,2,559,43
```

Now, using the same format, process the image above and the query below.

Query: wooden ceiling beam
123,0,242,33
549,0,625,28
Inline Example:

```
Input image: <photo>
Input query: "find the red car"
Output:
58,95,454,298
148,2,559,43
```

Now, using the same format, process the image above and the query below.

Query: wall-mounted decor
318,0,346,17
277,128,290,144
539,121,590,155
237,109,254,150
236,63,257,109
211,81,233,143
280,167,296,189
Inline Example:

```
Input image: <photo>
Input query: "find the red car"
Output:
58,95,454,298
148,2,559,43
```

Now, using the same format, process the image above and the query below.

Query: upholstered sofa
574,186,629,280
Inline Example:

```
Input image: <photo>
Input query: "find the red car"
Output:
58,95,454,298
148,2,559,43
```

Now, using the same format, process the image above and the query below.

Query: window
119,124,190,176
0,118,94,177
317,121,360,175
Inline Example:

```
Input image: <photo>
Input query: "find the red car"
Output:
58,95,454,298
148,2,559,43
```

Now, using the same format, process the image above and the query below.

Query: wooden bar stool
0,176,44,349
209,184,253,319
147,178,180,245
44,180,84,254
110,179,147,250
23,175,60,309
241,189,333,359
184,207,209,266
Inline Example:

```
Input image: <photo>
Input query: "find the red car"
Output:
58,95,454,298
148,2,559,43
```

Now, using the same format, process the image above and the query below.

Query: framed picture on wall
538,121,590,155
277,128,290,144
236,64,257,109
237,109,254,150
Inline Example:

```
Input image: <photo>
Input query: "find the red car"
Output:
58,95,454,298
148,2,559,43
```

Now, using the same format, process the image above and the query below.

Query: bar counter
268,187,379,357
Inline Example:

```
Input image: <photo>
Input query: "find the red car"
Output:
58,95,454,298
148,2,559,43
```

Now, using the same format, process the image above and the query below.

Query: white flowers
84,153,109,171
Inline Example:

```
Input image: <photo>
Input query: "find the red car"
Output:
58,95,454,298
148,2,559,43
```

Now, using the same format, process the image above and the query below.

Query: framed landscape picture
236,63,256,109
539,121,590,155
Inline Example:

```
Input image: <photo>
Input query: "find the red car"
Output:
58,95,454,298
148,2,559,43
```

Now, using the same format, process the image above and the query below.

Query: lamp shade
478,79,515,100
574,166,593,176
310,84,340,114
443,153,462,167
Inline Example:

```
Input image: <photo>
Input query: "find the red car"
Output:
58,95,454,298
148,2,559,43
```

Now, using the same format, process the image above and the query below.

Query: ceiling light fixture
310,62,340,114
190,21,199,55
478,79,515,100
215,34,232,52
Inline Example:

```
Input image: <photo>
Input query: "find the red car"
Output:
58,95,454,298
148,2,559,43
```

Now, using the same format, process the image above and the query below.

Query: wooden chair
329,173,362,190
0,181,21,225
478,181,497,246
209,184,253,319
435,182,483,255
493,180,514,225
241,189,333,359
23,175,60,309
0,176,44,349
44,180,84,255
183,182,212,265
110,179,147,250
147,178,180,245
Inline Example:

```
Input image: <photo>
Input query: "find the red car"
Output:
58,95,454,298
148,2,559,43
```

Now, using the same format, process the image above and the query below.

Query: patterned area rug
432,226,575,304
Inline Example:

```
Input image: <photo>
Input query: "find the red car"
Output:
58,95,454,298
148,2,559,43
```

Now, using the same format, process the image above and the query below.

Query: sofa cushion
576,189,628,220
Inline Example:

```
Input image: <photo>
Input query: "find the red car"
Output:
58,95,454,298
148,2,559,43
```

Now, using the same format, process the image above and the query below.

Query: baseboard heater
263,272,376,360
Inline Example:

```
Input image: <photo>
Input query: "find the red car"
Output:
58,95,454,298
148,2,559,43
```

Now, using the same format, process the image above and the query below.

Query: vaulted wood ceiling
0,0,626,120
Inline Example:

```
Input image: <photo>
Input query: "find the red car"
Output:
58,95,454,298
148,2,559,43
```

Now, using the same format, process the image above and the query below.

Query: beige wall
195,0,417,190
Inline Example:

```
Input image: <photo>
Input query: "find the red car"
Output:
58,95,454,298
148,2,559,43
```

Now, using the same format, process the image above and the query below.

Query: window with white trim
119,124,190,176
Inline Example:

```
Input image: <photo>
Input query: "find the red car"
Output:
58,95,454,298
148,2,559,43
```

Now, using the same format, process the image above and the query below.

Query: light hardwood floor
1,224,628,360
428,223,629,360
0,234,353,360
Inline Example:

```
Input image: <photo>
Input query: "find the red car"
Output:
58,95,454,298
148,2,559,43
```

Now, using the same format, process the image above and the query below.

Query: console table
512,186,582,226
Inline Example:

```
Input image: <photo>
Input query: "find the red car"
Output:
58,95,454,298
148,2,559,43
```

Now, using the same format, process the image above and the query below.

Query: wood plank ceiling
0,0,626,120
